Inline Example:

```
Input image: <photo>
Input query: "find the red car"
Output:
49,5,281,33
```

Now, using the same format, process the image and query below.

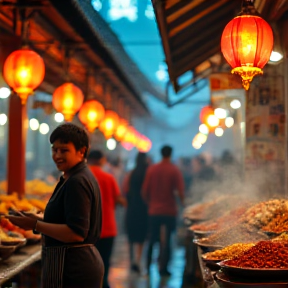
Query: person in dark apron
6,123,104,288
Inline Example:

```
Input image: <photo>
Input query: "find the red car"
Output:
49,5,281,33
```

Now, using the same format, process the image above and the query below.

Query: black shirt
44,161,102,247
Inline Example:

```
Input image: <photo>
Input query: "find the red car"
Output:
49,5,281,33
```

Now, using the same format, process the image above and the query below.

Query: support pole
7,93,27,198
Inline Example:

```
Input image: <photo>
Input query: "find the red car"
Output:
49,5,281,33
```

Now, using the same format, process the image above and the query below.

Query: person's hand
5,215,37,231
22,211,44,221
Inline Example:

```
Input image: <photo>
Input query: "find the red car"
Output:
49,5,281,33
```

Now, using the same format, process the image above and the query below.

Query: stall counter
0,244,41,284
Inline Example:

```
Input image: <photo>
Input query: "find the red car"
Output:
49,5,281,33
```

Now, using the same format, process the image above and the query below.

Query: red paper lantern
137,135,152,152
99,110,119,139
114,119,128,141
3,48,45,104
199,106,219,129
200,106,214,124
78,100,105,132
221,2,273,90
52,83,84,121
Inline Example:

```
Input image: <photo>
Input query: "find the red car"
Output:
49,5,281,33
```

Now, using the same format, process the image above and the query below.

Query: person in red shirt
88,150,126,288
142,145,184,276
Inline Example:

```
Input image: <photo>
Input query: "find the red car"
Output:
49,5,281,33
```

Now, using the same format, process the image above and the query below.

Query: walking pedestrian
88,150,126,288
142,145,185,276
122,152,149,273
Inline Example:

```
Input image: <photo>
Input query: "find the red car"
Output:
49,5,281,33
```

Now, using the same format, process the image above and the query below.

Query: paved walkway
108,233,203,288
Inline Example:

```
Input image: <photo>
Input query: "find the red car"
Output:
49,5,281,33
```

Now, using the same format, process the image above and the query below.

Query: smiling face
51,140,85,176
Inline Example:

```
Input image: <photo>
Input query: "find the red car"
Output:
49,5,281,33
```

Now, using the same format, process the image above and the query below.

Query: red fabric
142,160,184,216
89,165,121,238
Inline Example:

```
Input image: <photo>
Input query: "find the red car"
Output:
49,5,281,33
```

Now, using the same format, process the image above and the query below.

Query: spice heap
225,241,288,268
191,206,248,232
184,195,247,221
202,243,255,261
240,199,288,228
183,201,215,220
262,213,288,234
200,223,268,247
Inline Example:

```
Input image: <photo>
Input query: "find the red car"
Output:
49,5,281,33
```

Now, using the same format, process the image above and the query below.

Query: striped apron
41,243,94,288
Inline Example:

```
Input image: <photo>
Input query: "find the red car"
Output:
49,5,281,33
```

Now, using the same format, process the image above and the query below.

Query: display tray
218,261,288,281
192,229,215,238
216,271,288,287
202,254,223,262
261,230,282,237
193,238,223,251
1,238,27,246
0,245,16,261
26,237,41,245
183,217,207,227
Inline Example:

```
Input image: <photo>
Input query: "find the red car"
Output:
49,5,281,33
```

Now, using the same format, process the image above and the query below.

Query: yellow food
202,243,255,261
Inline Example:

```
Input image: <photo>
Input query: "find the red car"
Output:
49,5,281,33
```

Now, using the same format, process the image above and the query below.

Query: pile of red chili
225,241,288,268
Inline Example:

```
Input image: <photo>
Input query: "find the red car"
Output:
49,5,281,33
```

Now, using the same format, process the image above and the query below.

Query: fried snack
202,243,255,261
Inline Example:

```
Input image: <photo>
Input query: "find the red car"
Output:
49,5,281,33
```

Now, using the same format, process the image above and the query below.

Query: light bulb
107,138,117,150
230,100,241,109
214,108,227,119
54,113,64,123
39,123,49,135
225,117,234,128
29,118,39,131
199,124,209,135
215,127,224,137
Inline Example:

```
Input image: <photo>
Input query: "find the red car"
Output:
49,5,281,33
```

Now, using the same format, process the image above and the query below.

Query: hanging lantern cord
18,9,30,47
239,0,259,16
63,47,71,81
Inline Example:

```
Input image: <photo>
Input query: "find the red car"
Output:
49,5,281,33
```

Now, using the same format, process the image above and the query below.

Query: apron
41,243,95,288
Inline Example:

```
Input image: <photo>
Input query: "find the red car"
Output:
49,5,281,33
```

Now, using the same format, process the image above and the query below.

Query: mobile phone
8,208,25,217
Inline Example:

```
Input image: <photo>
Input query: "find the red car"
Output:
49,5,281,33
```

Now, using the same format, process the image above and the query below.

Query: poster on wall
245,65,285,197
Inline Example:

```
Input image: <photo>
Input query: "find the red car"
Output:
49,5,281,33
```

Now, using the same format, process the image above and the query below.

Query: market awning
0,0,166,116
153,0,288,93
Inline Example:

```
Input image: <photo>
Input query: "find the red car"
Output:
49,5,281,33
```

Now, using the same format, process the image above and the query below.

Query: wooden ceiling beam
175,44,220,78
167,0,205,24
170,0,240,46
169,0,229,37
152,0,177,89
171,18,232,59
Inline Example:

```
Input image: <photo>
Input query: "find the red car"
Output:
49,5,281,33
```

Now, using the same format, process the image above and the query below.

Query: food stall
184,197,288,288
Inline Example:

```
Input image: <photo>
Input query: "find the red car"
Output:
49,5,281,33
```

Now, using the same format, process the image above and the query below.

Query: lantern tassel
19,93,29,105
231,67,263,90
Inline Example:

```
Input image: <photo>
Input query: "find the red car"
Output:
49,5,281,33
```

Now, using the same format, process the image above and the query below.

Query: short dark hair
161,145,172,158
50,123,89,158
88,150,104,162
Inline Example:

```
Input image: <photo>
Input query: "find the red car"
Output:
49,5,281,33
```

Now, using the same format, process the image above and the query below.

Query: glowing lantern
3,48,45,104
52,83,84,121
122,126,136,145
114,119,128,141
138,135,152,153
200,106,214,124
200,105,219,130
221,0,273,90
78,100,105,132
121,142,134,151
99,110,119,139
